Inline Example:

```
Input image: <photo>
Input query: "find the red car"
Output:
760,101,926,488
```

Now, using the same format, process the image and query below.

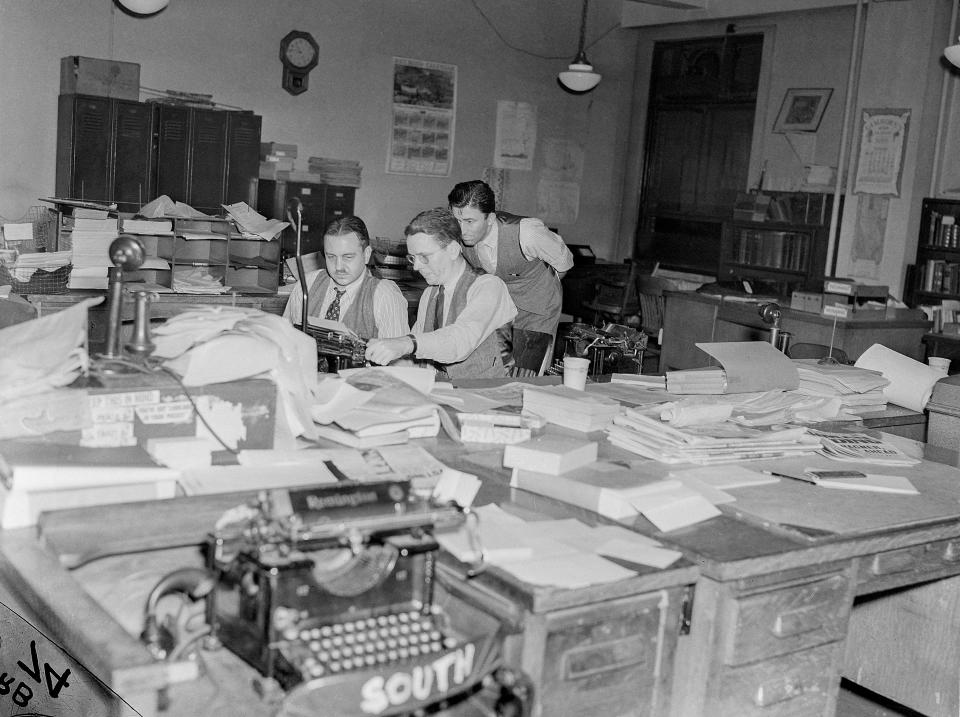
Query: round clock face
284,36,317,68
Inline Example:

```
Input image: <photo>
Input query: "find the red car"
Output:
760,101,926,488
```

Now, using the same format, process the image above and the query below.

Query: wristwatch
406,334,418,357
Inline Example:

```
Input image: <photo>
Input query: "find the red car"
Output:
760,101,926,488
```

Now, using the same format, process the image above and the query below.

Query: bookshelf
718,219,828,295
910,197,960,305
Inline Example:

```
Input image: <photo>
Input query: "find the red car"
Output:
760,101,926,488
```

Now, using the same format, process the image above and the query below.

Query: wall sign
854,108,911,196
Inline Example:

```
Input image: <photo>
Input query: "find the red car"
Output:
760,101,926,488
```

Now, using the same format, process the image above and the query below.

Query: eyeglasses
406,247,445,266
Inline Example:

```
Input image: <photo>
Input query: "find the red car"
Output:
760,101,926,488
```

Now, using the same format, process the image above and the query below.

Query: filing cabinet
257,179,356,257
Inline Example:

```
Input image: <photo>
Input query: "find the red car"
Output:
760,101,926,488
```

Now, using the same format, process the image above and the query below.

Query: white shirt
413,263,517,364
282,270,409,338
475,217,574,274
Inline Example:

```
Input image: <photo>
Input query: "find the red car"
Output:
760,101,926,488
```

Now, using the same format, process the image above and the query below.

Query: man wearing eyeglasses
283,215,409,341
447,180,573,374
365,207,517,379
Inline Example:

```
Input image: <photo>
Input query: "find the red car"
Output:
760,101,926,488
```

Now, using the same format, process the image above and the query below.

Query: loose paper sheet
696,341,800,393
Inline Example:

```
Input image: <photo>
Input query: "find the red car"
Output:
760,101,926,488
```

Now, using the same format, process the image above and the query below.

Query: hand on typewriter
366,335,415,365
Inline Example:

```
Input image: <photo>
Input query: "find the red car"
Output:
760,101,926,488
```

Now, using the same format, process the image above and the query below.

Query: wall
0,0,638,260
619,0,956,299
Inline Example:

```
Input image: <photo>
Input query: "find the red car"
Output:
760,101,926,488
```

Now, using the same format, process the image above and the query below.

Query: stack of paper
665,367,727,394
67,214,120,289
794,360,890,413
521,385,620,431
502,436,598,475
807,429,920,466
222,202,287,241
607,407,821,465
121,217,174,235
172,267,229,294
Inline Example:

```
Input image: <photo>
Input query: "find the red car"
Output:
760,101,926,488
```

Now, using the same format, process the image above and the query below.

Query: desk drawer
719,642,838,716
857,538,960,594
723,572,850,666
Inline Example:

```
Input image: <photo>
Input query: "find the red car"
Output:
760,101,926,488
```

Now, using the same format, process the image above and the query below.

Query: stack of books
521,386,620,432
607,407,821,465
307,157,362,187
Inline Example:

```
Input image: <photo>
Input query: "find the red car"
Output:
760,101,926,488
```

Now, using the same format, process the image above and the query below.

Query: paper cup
928,356,951,375
563,356,590,390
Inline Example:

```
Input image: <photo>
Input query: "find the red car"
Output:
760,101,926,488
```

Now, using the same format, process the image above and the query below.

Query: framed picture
773,88,833,133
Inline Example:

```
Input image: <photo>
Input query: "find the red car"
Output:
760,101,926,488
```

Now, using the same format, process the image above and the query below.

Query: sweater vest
306,270,381,339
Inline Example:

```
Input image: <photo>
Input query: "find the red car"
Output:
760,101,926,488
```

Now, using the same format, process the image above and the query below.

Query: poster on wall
494,101,537,171
387,57,457,177
853,108,910,196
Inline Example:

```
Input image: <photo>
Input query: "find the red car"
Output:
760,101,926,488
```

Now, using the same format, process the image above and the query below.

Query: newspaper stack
307,157,362,187
607,406,821,465
521,386,620,432
665,367,727,394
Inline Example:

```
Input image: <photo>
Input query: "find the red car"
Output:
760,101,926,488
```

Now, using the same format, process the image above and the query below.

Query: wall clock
279,30,319,95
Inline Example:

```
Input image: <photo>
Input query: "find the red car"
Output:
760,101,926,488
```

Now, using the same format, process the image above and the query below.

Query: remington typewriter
558,322,648,377
203,480,526,716
297,323,368,372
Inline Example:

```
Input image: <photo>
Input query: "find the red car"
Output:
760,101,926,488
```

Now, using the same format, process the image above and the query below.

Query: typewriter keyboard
279,609,457,679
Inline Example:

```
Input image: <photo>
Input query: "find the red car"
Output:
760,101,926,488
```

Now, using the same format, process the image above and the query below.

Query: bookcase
718,220,829,295
909,197,960,305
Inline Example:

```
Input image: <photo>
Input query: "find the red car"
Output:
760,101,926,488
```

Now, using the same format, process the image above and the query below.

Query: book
521,385,620,432
312,423,410,448
0,440,180,528
502,435,598,475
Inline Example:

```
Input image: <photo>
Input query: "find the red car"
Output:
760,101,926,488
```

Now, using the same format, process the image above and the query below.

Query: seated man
365,207,517,379
282,215,409,341
448,180,573,373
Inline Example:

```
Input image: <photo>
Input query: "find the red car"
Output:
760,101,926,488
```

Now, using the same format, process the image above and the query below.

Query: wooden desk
660,291,931,372
2,423,959,716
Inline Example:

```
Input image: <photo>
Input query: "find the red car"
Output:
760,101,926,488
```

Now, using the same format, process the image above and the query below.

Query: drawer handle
944,542,960,562
754,675,819,707
871,549,917,575
772,604,827,638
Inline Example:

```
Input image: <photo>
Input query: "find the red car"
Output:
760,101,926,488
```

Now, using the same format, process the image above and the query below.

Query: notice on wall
854,108,910,196
537,179,580,225
387,57,457,177
494,101,536,171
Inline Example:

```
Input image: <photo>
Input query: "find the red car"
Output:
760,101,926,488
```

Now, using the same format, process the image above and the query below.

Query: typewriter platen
298,324,368,372
201,480,527,716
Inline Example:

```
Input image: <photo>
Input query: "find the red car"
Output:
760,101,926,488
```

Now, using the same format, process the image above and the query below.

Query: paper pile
607,406,821,465
794,360,889,413
521,385,620,431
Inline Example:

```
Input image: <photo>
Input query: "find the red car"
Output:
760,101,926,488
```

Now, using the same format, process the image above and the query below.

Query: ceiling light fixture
115,0,170,16
947,36,960,68
558,0,601,94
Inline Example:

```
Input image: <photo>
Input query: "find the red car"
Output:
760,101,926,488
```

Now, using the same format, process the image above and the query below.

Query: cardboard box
60,56,141,100
790,290,823,314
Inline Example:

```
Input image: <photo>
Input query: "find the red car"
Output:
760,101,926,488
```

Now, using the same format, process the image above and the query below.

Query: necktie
434,285,445,328
325,288,346,321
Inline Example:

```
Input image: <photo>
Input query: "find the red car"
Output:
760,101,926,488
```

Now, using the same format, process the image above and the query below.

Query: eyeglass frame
406,246,447,266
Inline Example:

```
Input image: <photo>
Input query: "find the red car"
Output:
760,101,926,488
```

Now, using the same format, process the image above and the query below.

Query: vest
461,211,561,334
423,266,506,379
306,269,381,339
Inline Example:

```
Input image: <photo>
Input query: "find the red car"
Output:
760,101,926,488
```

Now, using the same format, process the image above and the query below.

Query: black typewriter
296,324,368,372
202,480,527,716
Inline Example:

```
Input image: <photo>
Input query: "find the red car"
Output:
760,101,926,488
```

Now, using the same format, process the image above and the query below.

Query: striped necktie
434,285,445,328
325,288,346,321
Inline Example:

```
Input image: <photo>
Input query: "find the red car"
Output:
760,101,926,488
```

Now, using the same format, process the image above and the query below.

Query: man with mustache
283,215,409,341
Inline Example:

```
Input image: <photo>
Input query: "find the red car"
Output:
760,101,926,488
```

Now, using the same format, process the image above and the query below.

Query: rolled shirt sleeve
413,275,517,364
518,217,574,273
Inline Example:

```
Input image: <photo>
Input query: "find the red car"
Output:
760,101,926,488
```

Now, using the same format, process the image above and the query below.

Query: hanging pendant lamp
558,0,602,93
115,0,169,16
947,36,960,67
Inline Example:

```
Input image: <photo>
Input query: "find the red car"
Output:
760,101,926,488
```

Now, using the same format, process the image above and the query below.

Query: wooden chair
582,260,640,326
635,274,672,373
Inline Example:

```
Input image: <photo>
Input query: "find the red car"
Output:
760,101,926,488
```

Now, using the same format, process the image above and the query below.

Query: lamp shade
558,62,602,93
947,38,960,68
115,0,169,15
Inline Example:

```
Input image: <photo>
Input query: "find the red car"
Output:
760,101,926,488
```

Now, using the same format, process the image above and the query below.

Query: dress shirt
413,263,517,364
282,270,409,338
474,217,574,274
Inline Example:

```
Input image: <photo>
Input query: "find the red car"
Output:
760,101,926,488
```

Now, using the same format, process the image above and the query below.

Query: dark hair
404,207,462,247
447,180,496,214
324,215,370,248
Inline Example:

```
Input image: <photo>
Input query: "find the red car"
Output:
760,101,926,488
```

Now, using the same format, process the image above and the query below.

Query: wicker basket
0,263,72,295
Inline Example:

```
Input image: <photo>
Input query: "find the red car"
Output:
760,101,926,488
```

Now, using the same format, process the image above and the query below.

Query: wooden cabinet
56,94,155,213
56,94,261,216
719,220,828,295
257,178,356,257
